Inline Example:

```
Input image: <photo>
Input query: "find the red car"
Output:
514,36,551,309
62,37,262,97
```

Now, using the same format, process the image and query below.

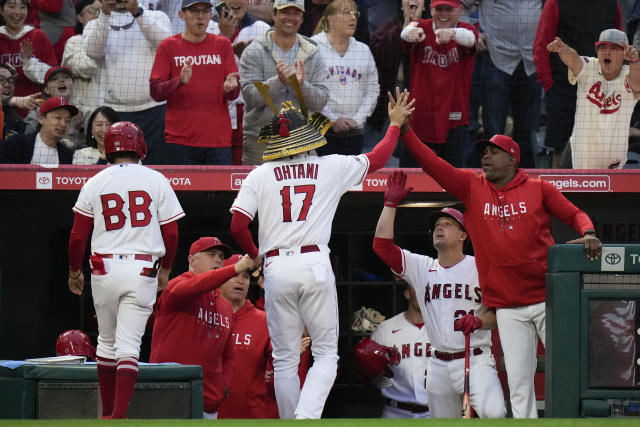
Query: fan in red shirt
150,237,257,419
396,88,601,418
398,0,477,167
149,0,240,165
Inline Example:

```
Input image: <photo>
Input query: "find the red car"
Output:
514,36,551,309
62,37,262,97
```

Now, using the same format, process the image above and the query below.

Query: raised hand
20,39,34,62
384,170,412,208
623,42,640,64
387,87,416,128
547,37,568,53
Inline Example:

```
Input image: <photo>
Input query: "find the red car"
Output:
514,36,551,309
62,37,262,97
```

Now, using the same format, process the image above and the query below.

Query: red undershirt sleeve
373,237,403,274
68,213,93,271
230,211,259,258
364,125,400,172
160,221,179,269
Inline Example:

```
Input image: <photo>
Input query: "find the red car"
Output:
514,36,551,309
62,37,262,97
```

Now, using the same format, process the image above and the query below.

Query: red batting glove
384,170,412,208
454,314,483,336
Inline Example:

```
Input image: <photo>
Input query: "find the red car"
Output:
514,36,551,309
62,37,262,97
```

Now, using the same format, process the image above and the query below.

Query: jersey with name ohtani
371,312,430,405
231,153,369,254
397,253,491,352
73,163,185,256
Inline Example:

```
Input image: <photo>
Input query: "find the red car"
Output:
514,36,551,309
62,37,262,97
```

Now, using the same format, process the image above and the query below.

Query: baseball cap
44,66,73,85
189,236,233,258
39,96,79,117
223,254,243,267
431,0,461,7
182,0,212,9
428,207,466,232
595,29,628,48
274,0,304,12
475,134,521,163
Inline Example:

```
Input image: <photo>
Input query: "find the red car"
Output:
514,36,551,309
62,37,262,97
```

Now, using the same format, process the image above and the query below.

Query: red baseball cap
431,0,461,7
223,254,243,267
44,66,73,85
189,236,233,258
475,134,521,163
39,96,79,117
428,207,466,232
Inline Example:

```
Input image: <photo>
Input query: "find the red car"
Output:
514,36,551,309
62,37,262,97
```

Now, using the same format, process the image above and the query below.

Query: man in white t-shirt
547,28,640,169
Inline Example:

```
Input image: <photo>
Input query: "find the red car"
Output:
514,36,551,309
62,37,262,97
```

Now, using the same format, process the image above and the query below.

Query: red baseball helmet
104,121,147,161
352,337,400,383
56,329,96,361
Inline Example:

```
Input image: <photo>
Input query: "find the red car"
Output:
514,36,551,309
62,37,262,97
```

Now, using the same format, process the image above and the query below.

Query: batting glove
384,170,412,208
372,376,393,388
454,314,483,336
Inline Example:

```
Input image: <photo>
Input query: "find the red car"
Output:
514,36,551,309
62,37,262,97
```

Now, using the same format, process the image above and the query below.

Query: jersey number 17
280,185,316,222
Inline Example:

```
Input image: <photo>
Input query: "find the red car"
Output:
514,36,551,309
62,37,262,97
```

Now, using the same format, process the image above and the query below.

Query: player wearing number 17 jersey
230,89,415,419
373,171,505,418
67,122,184,419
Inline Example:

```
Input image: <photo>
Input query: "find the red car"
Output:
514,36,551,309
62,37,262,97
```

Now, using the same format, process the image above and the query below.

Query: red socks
111,357,139,419
96,356,117,417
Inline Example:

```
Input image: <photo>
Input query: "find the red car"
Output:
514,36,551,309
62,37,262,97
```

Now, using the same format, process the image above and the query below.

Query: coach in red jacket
398,95,601,418
150,237,256,419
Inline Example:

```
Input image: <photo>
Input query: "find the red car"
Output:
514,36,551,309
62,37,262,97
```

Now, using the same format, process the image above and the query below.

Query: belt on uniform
434,347,483,361
384,398,429,413
265,245,320,258
95,253,153,262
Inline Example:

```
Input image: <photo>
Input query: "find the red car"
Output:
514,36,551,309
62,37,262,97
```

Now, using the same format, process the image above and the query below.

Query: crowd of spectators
2,0,640,168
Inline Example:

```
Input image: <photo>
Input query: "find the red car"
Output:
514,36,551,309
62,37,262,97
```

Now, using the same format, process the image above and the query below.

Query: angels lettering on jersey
422,282,481,305
399,340,432,360
198,303,231,339
582,56,632,115
231,332,253,349
482,198,528,231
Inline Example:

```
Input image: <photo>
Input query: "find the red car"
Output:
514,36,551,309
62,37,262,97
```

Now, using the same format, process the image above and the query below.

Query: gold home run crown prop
253,76,332,161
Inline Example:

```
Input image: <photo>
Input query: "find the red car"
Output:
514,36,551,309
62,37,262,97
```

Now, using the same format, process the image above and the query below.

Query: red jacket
150,266,237,413
218,301,271,419
403,128,594,308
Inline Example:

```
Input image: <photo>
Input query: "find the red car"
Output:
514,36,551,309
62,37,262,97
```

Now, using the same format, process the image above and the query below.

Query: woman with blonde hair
311,0,379,155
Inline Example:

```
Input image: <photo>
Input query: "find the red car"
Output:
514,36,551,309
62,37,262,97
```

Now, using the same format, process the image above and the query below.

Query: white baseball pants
91,255,157,360
496,301,545,418
263,249,339,419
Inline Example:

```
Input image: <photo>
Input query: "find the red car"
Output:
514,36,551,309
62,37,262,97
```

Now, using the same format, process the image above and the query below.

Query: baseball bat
461,333,474,419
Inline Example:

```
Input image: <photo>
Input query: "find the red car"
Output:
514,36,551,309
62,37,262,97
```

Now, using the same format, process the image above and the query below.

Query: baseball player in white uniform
67,121,184,419
373,171,506,418
229,88,414,418
371,283,431,418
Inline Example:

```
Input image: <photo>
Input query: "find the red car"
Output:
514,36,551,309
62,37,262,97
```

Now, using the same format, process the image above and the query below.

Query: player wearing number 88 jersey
67,121,184,419
373,171,505,418
230,89,415,419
